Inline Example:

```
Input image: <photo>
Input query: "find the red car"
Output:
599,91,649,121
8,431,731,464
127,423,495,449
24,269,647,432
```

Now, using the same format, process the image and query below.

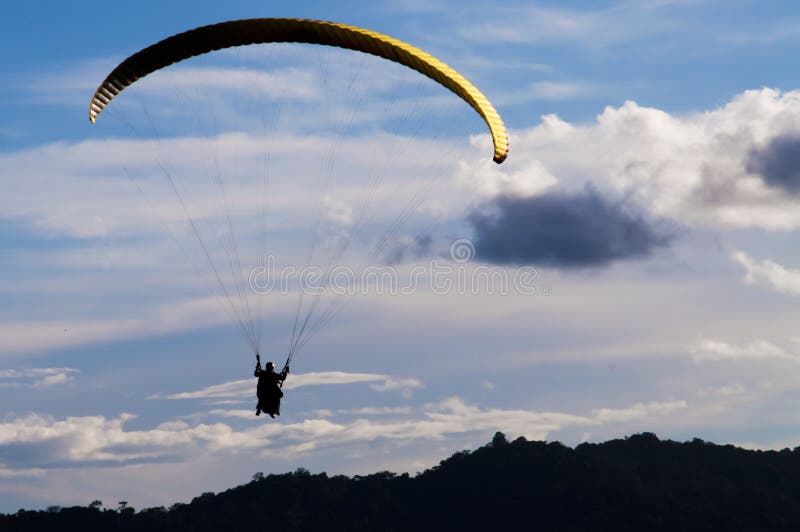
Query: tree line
3,432,800,531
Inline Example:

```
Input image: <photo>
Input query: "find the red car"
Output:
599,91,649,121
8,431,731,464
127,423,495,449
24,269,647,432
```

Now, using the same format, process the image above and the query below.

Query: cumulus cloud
733,251,800,295
0,396,686,470
689,338,800,363
460,152,557,199
469,186,675,267
461,89,800,232
273,397,685,456
0,413,247,468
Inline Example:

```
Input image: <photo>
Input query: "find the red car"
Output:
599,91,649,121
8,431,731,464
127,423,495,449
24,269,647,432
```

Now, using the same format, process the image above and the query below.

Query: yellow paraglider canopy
88,18,509,163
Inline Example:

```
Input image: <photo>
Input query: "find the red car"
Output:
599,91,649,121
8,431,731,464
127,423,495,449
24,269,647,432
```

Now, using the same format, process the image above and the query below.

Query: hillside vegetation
3,432,800,531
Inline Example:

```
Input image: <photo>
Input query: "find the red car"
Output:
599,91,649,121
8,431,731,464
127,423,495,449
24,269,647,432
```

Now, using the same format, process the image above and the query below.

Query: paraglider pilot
255,354,289,418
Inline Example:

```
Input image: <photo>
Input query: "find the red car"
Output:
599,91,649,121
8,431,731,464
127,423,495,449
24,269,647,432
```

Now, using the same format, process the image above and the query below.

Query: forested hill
5,431,800,531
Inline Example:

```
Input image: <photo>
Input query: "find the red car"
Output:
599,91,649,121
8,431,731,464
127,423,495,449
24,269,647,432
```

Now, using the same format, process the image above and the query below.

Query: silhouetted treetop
4,432,800,531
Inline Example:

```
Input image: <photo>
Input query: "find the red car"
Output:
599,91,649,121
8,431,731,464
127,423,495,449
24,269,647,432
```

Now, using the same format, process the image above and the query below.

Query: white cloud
21,50,433,110
696,383,746,398
0,367,79,388
12,80,800,364
464,88,800,231
0,395,686,470
0,367,77,378
733,251,800,295
460,158,557,199
0,413,250,465
153,371,415,400
0,115,471,356
368,377,422,398
458,2,695,48
0,128,463,243
301,407,412,418
460,5,602,44
129,66,319,101
206,406,414,420
340,406,414,416
288,372,414,391
591,400,686,424
376,0,450,14
207,409,256,419
528,81,586,100
31,373,72,388
497,81,592,106
689,338,800,362
153,379,250,401
0,466,46,478
457,55,554,74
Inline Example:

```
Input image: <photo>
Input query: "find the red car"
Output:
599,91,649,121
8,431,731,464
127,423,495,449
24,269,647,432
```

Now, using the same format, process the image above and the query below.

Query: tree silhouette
4,433,800,531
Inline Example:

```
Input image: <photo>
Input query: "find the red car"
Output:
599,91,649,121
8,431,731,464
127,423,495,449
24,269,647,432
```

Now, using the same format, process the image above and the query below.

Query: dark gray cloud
468,186,675,268
747,134,800,194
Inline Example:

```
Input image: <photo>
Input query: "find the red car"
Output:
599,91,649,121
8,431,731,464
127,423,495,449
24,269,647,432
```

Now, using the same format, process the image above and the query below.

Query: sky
4,0,800,513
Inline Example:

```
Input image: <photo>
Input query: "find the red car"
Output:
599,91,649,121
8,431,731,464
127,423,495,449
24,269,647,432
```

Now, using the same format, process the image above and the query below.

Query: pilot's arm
278,366,289,382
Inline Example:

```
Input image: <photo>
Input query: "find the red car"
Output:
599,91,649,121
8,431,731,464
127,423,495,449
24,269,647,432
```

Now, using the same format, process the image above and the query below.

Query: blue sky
5,0,800,513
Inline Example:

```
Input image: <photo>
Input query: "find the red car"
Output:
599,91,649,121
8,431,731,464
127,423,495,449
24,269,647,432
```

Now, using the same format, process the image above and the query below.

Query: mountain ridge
3,431,800,531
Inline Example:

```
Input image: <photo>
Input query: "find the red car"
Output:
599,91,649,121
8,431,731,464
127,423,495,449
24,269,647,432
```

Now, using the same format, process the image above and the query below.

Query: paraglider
254,355,288,418
88,18,509,163
89,18,509,419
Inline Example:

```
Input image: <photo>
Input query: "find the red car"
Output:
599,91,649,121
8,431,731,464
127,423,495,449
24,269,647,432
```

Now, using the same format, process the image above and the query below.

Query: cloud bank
461,89,800,234
0,396,685,471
